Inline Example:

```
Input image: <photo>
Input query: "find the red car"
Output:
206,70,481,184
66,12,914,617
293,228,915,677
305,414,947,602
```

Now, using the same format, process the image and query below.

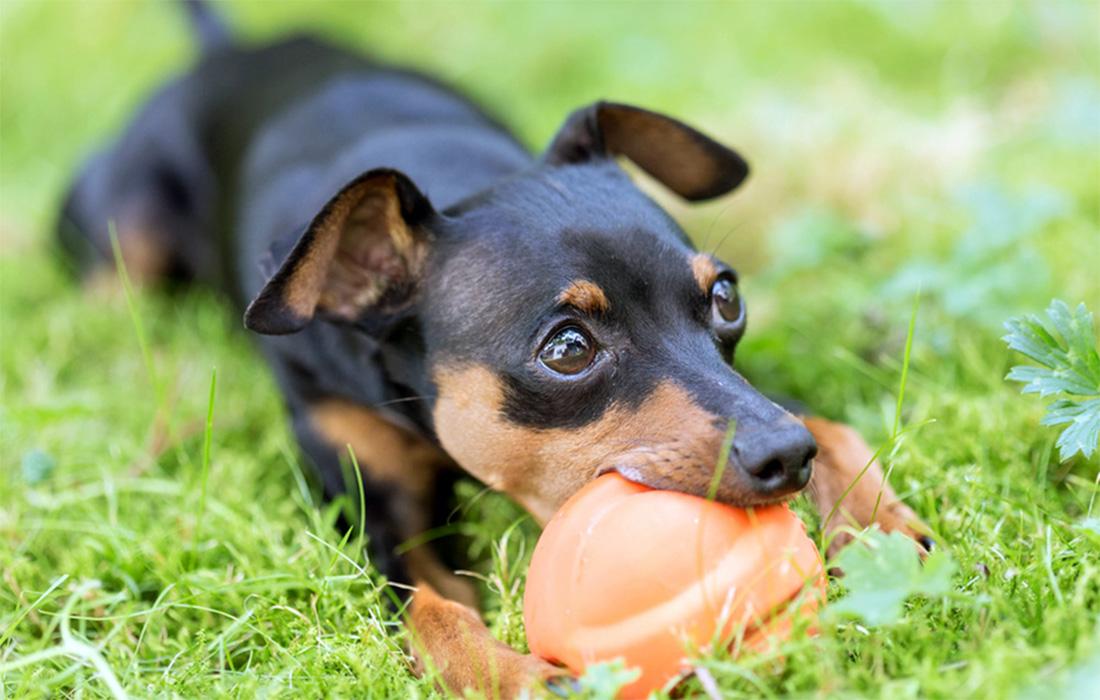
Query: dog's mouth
596,463,803,508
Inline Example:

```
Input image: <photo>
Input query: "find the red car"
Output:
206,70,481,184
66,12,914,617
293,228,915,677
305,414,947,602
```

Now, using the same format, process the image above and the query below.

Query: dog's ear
543,101,749,201
244,169,435,335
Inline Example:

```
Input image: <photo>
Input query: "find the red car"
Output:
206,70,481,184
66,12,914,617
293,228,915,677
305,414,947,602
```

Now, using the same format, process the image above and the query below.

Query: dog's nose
735,420,817,497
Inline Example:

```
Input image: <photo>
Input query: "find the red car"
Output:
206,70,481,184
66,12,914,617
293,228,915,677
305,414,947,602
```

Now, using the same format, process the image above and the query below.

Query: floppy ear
543,101,749,201
244,169,434,335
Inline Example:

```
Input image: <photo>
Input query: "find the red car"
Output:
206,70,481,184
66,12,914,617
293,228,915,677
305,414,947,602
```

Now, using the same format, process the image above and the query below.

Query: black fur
58,2,817,585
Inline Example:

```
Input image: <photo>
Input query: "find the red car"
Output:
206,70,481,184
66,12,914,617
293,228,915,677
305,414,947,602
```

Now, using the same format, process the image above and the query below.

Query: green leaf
1016,646,1100,700
21,449,56,485
576,659,641,699
828,529,957,627
1004,300,1100,461
1043,399,1100,460
1075,518,1100,546
1004,315,1063,367
1063,651,1100,700
1006,365,1096,398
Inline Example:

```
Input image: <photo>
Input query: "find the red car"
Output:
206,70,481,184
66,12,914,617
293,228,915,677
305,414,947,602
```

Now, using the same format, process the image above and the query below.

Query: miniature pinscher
57,2,931,695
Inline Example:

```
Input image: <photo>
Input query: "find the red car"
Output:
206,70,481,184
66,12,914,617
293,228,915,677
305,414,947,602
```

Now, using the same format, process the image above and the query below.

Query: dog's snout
735,420,817,497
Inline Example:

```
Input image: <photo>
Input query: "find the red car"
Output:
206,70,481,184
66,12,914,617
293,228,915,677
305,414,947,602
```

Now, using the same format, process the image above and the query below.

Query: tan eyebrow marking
690,254,719,294
557,279,610,315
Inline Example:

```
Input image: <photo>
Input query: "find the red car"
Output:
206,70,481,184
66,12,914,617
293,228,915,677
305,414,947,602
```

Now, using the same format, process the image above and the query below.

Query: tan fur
83,225,171,295
557,279,610,315
320,183,421,317
803,416,930,557
308,400,477,608
285,174,427,320
690,253,719,295
310,399,446,493
408,582,565,697
284,195,346,318
309,401,559,695
404,548,478,609
431,364,775,524
115,225,171,285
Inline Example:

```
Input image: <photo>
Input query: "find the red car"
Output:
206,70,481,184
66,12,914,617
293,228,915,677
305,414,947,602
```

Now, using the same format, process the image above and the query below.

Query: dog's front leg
301,399,568,696
408,582,570,698
802,417,934,558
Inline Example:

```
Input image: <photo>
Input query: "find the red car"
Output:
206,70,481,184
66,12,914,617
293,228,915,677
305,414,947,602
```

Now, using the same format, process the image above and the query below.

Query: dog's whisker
708,220,747,256
699,199,737,251
370,395,432,409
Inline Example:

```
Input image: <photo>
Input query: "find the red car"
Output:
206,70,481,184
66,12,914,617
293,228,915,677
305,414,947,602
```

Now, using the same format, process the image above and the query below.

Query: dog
58,2,932,695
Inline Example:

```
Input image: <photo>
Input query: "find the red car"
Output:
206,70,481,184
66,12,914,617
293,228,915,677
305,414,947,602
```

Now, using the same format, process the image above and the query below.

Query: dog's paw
500,655,575,699
802,417,934,561
824,498,933,561
408,583,574,699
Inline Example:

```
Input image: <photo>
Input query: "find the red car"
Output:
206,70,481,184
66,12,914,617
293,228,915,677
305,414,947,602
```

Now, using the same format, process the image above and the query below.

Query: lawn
1,1,1098,698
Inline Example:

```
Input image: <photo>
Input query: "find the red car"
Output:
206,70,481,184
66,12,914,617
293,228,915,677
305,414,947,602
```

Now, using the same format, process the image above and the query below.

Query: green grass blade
194,367,217,548
108,223,160,405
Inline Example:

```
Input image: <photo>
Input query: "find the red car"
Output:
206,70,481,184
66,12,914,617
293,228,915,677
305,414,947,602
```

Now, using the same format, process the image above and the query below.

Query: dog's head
246,102,816,523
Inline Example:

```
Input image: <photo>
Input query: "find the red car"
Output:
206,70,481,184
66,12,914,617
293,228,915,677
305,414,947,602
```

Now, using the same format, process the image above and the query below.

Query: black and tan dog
58,2,931,695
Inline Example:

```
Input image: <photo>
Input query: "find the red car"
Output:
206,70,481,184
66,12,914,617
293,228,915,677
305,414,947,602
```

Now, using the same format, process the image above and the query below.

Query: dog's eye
711,277,742,323
539,326,596,375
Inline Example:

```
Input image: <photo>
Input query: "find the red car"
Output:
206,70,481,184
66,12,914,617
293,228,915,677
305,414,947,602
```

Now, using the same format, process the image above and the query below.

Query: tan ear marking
557,279,610,315
282,215,345,320
244,170,432,335
317,180,425,319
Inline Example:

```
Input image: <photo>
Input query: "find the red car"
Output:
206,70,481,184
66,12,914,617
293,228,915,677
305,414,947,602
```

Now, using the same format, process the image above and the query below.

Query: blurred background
1,1,1098,697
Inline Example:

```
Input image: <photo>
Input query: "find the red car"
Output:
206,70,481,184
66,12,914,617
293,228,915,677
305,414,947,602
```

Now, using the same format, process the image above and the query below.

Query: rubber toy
524,473,825,697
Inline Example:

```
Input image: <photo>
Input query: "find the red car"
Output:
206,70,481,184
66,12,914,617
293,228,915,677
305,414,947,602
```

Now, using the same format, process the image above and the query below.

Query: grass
2,1,1099,698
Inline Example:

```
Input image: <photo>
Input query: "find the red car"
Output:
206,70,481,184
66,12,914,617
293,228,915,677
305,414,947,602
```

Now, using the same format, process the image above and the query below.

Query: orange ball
524,473,825,698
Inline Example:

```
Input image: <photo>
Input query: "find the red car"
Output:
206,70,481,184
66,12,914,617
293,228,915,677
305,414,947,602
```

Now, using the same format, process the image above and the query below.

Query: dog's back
57,6,528,308
233,64,531,308
56,29,365,288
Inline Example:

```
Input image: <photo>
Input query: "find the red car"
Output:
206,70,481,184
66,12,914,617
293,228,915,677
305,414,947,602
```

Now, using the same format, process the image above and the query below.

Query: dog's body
59,4,931,695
